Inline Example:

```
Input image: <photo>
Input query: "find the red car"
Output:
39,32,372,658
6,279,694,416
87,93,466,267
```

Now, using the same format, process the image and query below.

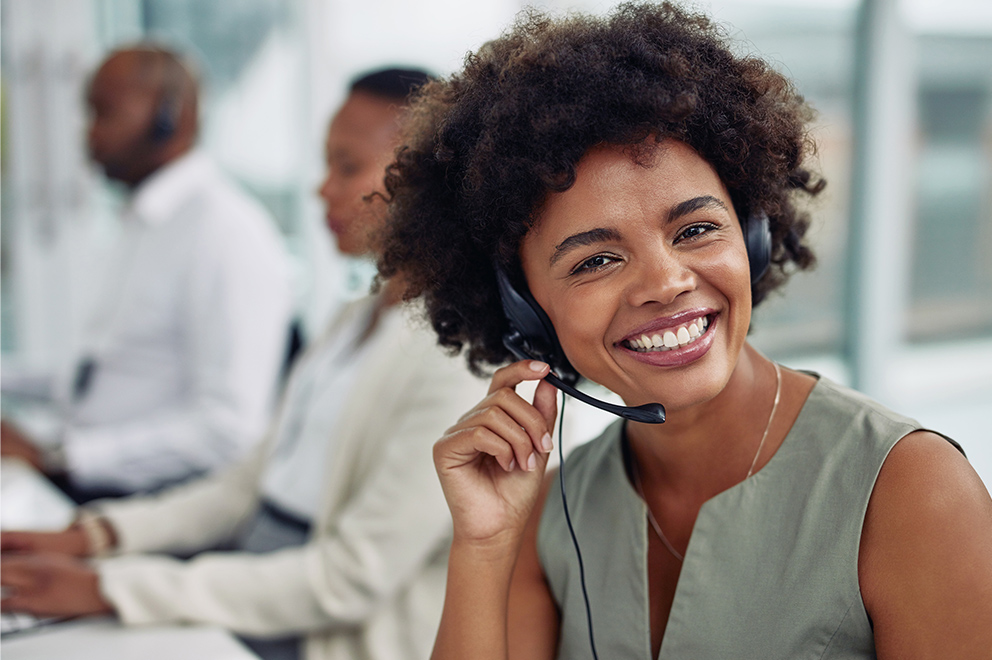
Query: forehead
88,54,152,101
326,91,402,151
528,139,731,242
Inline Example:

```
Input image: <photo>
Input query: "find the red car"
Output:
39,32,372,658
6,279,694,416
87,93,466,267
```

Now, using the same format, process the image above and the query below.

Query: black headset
147,52,185,143
495,210,771,425
148,92,180,143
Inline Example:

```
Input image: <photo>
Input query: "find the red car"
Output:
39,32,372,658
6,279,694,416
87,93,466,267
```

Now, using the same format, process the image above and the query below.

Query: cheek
545,287,617,373
344,172,381,208
701,243,753,333
702,238,751,289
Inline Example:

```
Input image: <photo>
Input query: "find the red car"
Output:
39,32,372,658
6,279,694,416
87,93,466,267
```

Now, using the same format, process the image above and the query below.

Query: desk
0,460,260,659
2,617,259,660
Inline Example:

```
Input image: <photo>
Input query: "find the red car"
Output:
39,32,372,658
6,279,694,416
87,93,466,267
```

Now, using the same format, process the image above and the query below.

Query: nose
317,172,336,207
624,247,696,308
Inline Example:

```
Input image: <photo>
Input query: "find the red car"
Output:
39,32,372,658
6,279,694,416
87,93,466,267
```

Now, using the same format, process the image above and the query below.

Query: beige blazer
93,297,489,660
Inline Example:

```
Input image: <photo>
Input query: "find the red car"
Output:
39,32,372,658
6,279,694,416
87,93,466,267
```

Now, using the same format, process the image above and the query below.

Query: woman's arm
860,430,992,659
431,360,561,660
508,472,561,660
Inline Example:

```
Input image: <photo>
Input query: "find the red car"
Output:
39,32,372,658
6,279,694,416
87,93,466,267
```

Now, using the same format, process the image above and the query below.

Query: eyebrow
548,195,730,267
550,227,623,267
667,195,729,223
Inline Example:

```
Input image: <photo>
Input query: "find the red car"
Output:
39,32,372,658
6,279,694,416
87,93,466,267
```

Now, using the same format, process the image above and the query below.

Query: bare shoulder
860,430,992,659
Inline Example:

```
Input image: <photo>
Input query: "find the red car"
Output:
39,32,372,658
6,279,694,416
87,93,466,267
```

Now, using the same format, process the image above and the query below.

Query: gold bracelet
75,510,114,557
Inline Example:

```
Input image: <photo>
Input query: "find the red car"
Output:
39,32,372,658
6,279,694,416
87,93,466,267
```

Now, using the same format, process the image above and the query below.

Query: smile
623,315,710,352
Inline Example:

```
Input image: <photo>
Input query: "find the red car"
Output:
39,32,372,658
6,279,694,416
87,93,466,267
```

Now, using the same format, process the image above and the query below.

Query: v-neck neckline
614,375,825,659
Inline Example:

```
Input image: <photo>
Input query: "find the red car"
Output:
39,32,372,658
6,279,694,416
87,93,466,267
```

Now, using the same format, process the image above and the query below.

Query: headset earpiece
148,95,179,143
494,266,580,385
744,211,772,284
494,264,665,423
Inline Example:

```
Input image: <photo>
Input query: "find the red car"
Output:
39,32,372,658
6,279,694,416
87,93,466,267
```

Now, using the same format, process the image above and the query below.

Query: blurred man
1,67,487,660
1,45,293,500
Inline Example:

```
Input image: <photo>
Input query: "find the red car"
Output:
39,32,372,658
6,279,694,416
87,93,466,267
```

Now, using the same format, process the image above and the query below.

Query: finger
471,402,550,471
491,386,557,457
1,594,21,612
487,360,550,395
437,426,519,473
0,591,36,614
1,591,51,617
531,379,560,446
1,532,22,552
455,384,554,456
469,388,556,466
1,532,37,554
0,562,38,590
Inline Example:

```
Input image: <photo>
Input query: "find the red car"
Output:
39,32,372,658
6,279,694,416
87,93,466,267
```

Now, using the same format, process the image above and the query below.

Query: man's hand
0,419,43,471
1,528,91,557
0,554,113,618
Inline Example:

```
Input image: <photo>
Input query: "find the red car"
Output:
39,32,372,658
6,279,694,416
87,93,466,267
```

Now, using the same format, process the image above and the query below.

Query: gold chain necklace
632,362,782,563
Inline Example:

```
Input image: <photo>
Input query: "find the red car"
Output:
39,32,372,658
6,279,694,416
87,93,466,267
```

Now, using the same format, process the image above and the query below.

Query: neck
379,276,407,308
124,141,193,190
625,344,778,501
356,276,408,346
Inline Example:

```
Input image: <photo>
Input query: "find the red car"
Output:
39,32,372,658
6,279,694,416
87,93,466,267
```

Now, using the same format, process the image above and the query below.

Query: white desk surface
1,617,259,660
0,460,259,659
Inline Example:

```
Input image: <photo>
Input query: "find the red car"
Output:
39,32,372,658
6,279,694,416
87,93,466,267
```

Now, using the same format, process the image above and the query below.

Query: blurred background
2,0,990,485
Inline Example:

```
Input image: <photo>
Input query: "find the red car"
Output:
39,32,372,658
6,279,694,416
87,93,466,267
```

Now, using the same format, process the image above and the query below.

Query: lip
616,311,718,368
325,214,345,236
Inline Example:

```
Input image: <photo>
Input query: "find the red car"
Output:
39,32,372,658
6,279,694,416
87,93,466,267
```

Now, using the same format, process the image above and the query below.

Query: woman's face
318,91,401,256
519,139,752,412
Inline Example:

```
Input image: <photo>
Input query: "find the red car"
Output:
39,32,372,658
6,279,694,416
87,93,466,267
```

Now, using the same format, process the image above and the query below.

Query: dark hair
350,67,432,102
379,1,823,377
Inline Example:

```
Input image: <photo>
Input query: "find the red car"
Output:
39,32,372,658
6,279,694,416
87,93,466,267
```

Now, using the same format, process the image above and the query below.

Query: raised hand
433,360,559,546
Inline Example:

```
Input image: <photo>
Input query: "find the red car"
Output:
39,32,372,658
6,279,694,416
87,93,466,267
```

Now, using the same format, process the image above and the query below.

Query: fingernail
541,433,553,453
507,458,516,472
527,453,537,471
529,361,547,372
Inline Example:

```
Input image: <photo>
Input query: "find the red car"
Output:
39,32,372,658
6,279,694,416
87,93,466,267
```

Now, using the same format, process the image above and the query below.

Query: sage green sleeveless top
538,376,956,659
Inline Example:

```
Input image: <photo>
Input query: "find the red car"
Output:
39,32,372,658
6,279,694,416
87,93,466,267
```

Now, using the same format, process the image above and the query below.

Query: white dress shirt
59,150,293,493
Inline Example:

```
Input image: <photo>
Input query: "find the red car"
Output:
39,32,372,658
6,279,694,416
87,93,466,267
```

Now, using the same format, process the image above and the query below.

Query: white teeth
625,315,711,352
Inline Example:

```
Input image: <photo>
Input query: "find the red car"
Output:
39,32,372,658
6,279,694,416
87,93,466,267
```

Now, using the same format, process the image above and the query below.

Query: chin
333,237,358,256
613,350,737,413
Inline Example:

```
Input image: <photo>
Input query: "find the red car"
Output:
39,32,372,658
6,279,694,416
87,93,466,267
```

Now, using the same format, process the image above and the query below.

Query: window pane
908,35,992,342
715,1,858,361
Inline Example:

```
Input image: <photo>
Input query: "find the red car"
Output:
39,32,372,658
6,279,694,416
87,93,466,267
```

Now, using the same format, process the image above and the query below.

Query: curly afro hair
378,1,824,377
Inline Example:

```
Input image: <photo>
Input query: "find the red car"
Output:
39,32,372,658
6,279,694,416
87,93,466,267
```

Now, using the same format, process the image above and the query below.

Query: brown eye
572,254,620,275
674,223,716,244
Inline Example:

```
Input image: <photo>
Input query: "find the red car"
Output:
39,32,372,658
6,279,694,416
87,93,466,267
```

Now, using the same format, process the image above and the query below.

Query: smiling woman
519,141,754,412
378,2,992,660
